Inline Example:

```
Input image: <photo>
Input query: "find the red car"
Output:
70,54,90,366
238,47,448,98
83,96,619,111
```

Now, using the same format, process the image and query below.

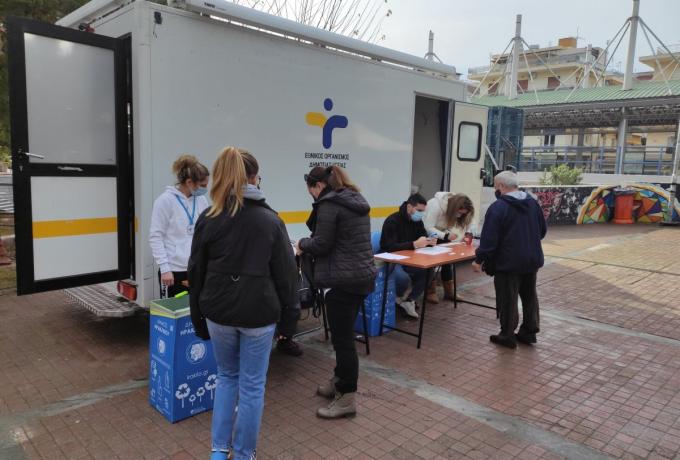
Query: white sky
378,0,680,75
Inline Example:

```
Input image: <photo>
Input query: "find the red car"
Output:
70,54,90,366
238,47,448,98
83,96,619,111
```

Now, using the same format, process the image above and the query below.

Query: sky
378,0,680,76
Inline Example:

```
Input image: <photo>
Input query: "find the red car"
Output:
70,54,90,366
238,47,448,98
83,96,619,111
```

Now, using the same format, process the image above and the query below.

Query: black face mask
495,189,502,199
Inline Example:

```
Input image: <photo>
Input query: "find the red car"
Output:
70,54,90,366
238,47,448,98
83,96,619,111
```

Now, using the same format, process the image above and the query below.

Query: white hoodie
149,186,210,274
423,191,466,242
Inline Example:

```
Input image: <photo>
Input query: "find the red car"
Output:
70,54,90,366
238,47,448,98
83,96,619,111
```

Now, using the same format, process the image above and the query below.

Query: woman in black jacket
189,147,297,460
296,165,376,419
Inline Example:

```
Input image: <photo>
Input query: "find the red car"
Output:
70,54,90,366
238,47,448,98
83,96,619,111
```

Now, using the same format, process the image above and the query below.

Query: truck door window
457,122,482,161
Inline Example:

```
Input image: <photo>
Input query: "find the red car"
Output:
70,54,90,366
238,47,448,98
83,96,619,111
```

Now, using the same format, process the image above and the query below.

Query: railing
518,145,676,175
468,54,609,76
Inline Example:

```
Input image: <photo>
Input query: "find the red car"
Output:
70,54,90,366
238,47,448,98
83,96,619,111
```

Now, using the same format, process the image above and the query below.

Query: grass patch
0,214,14,236
0,264,16,293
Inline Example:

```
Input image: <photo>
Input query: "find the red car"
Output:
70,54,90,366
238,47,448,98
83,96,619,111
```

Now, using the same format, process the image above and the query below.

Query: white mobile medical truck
7,0,489,316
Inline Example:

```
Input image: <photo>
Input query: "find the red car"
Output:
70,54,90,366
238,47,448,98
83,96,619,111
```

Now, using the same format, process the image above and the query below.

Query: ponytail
207,147,250,217
320,165,360,192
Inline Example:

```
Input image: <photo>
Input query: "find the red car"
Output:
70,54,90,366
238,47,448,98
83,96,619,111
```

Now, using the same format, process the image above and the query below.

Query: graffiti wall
522,184,680,225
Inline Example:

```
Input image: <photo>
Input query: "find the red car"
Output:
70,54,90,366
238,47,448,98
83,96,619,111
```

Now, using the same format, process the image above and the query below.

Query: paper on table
439,241,466,247
375,252,410,260
414,246,451,255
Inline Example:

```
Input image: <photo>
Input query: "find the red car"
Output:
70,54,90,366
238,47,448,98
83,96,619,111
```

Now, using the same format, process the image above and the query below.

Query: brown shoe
426,282,439,304
443,280,455,301
316,392,356,419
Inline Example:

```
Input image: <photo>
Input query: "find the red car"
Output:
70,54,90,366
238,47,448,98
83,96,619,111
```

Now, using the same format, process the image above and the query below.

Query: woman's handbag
297,253,317,309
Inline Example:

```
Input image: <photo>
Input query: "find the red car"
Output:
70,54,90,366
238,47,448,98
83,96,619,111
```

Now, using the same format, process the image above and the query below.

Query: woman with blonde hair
423,192,475,302
296,165,376,419
149,155,210,297
188,147,297,460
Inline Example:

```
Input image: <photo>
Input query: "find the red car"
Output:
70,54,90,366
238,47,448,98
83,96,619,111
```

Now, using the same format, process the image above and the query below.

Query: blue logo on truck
306,98,348,149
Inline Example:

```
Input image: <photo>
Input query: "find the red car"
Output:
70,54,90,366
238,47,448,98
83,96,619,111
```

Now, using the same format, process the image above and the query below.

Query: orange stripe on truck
32,217,118,239
31,207,399,238
279,206,397,224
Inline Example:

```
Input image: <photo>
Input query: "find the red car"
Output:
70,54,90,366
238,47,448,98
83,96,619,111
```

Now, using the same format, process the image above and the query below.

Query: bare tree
231,0,392,43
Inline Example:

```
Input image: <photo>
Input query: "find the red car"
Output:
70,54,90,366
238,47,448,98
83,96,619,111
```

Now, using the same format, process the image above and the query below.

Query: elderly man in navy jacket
472,171,547,349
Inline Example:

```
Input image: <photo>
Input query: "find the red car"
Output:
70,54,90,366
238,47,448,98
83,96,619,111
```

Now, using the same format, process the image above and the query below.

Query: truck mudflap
64,285,144,318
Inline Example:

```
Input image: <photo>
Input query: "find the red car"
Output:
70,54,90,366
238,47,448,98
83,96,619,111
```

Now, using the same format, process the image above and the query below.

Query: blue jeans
392,265,427,301
206,320,276,460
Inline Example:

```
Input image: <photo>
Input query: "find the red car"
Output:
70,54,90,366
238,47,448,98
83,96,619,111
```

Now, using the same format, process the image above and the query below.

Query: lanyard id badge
175,195,197,235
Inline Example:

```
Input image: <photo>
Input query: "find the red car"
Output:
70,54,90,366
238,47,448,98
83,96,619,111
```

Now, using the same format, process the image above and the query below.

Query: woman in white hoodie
149,155,210,297
423,192,475,303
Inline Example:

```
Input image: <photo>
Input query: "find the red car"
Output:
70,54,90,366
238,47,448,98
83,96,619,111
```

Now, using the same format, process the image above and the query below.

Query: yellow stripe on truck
279,206,397,224
32,207,399,238
32,217,118,239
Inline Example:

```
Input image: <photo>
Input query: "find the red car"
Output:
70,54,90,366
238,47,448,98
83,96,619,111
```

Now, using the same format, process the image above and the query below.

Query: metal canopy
474,80,680,130
521,97,680,129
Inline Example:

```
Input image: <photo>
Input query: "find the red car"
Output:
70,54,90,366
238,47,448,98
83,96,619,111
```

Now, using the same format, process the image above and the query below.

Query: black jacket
299,187,376,295
475,193,547,275
379,202,427,253
188,198,297,337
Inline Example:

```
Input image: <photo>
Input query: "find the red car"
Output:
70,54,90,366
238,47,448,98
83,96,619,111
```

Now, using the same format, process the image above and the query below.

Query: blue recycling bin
149,296,217,423
354,264,396,336
354,231,396,336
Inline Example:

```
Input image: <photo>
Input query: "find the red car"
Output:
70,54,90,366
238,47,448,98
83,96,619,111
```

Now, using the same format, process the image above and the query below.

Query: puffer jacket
298,187,376,295
423,191,466,242
188,186,297,336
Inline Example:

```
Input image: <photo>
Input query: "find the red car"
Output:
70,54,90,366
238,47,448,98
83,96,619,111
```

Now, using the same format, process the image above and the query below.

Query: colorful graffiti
522,183,680,225
576,184,680,224
580,187,615,224
525,187,596,225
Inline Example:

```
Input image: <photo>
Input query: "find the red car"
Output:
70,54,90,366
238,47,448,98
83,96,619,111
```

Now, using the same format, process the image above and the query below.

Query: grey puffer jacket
299,187,376,295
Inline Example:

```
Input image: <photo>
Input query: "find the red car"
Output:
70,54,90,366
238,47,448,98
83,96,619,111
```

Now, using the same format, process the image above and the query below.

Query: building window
543,134,556,146
488,82,499,96
518,79,529,91
547,76,561,89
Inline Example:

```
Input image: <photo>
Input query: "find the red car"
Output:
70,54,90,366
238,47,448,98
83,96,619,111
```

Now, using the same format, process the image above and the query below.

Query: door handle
19,150,45,160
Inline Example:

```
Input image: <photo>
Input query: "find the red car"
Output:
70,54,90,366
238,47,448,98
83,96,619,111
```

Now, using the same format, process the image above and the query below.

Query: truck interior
410,95,451,200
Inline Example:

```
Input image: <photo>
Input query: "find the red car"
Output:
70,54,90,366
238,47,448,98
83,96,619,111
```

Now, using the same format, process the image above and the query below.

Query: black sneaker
490,334,517,349
276,337,303,357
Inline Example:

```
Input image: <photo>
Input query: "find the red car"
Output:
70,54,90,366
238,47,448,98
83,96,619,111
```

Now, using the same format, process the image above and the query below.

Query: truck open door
450,102,488,227
7,17,133,295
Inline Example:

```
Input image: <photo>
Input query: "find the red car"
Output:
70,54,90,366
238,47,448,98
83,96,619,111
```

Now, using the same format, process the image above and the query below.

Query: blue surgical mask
411,210,424,222
192,186,208,197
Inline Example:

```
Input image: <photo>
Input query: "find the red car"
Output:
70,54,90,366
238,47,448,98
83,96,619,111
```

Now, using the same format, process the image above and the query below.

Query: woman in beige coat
423,192,475,302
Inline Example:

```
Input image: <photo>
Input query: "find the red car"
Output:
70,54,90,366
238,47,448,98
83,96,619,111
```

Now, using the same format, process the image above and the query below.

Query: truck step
64,285,143,318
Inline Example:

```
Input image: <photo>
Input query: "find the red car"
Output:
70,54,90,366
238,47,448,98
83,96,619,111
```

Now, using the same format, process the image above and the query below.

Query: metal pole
426,30,434,61
664,118,680,224
623,0,640,90
617,111,628,174
582,44,592,88
509,14,522,100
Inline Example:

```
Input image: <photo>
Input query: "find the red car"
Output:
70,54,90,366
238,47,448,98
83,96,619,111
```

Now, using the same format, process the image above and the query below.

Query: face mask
192,186,208,197
495,189,502,199
411,210,424,222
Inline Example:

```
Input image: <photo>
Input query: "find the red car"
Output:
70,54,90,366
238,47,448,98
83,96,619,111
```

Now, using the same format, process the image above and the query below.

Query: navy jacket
475,193,547,275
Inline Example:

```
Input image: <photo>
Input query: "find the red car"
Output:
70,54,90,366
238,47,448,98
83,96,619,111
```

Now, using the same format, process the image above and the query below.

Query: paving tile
2,225,680,459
